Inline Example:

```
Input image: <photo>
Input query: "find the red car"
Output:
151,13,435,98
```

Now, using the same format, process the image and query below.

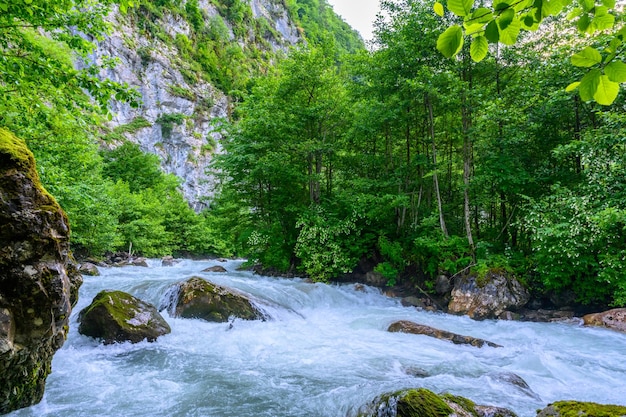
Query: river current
7,259,626,417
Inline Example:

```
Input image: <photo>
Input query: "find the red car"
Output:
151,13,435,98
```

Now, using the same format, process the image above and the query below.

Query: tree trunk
426,94,448,238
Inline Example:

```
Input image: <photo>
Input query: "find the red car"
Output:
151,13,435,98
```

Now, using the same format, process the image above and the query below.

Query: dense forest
2,0,625,309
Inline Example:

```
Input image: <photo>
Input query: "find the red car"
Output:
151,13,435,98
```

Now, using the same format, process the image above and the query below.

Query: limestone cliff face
0,128,82,413
87,0,301,211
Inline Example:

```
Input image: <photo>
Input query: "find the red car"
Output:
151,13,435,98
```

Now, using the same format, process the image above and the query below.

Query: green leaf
498,8,515,29
23,0,33,3
470,35,489,62
469,7,493,23
434,1,445,16
494,0,510,11
499,17,521,45
579,68,602,101
571,46,602,67
522,13,539,30
566,81,581,92
605,61,626,82
602,0,616,8
437,25,464,57
567,7,583,20
485,20,500,42
447,0,474,17
591,13,615,32
581,0,594,12
577,13,591,31
594,75,620,105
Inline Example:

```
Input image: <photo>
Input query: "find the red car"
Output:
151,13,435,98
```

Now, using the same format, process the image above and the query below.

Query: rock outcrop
448,271,529,320
582,308,626,333
536,401,626,417
161,276,265,322
78,290,170,344
388,320,502,348
0,128,82,413
356,388,517,417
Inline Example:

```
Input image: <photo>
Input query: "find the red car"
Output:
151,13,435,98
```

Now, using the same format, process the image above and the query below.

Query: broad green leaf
591,13,615,32
567,7,583,19
23,0,33,3
437,25,464,57
594,5,609,16
470,35,489,62
579,68,601,101
498,8,515,29
605,61,626,82
485,20,500,42
434,2,445,17
0,2,7,11
470,7,493,23
577,13,590,31
542,0,563,16
566,81,581,92
494,0,510,11
447,0,474,17
522,13,539,30
571,46,602,67
594,75,620,105
464,22,485,34
513,0,534,11
499,17,521,44
608,37,622,53
580,0,594,11
602,0,616,8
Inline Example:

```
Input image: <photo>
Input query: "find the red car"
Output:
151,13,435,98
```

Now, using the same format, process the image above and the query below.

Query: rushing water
8,259,626,417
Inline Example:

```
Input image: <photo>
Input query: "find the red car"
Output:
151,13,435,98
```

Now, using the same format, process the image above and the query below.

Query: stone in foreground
78,290,171,344
388,320,502,348
161,276,265,322
582,308,626,333
356,388,517,417
0,128,83,413
536,401,626,417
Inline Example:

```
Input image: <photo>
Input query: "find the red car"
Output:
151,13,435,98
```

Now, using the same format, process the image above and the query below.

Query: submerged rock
161,255,179,266
161,277,265,322
582,308,626,333
486,372,541,400
448,271,529,320
203,265,227,273
79,262,101,276
78,290,170,344
356,388,517,417
388,320,502,348
536,401,626,417
0,128,83,413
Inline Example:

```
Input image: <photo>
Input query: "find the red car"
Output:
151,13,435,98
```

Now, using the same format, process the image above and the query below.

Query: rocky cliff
0,128,82,413
87,0,302,211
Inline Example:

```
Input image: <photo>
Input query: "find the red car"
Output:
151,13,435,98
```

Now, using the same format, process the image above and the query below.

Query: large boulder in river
448,271,529,320
161,277,265,322
388,320,502,348
0,128,83,413
582,308,626,333
536,401,626,417
79,262,100,276
356,388,517,417
78,290,170,344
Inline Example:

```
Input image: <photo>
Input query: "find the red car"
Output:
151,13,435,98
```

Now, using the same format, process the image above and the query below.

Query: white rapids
7,259,626,417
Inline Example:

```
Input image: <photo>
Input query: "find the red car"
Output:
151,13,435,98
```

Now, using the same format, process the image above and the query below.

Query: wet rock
79,262,101,276
583,308,626,333
388,320,502,348
448,271,529,320
435,275,452,294
0,128,82,413
161,277,265,322
536,401,626,417
356,388,517,417
161,255,179,267
364,271,387,287
402,366,430,378
78,290,170,344
131,257,149,267
486,372,541,400
517,308,575,323
203,265,227,273
401,296,427,309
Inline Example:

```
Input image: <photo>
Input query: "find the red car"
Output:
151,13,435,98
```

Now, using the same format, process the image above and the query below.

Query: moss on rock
537,401,626,417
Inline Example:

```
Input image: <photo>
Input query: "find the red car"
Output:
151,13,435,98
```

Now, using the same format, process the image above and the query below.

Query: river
7,259,626,417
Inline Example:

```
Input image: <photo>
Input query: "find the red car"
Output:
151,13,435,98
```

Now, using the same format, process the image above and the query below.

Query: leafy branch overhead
435,0,626,105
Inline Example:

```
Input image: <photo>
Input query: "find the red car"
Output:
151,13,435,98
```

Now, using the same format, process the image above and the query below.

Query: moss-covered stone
161,277,265,322
537,401,626,417
1,128,82,413
78,290,171,344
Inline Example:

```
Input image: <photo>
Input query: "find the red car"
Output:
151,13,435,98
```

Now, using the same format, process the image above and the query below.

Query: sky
326,0,380,42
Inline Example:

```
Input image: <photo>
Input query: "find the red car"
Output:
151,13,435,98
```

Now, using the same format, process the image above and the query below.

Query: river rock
0,128,83,413
161,255,179,266
356,388,518,417
486,372,541,400
161,277,265,322
78,290,170,344
388,320,502,348
131,257,149,267
582,308,626,332
536,401,626,417
79,262,101,276
203,265,227,273
448,271,529,320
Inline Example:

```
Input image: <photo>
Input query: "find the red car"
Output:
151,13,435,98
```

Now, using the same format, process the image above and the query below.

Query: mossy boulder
0,128,83,413
582,308,626,333
79,262,101,276
388,320,502,348
448,271,529,320
78,290,171,344
161,277,265,322
536,401,626,417
357,388,517,417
